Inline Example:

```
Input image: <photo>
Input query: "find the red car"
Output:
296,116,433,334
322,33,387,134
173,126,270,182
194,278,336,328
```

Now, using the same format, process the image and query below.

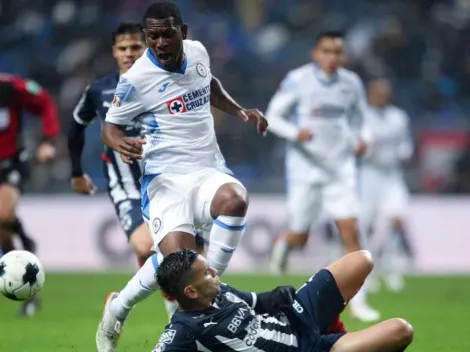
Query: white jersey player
359,78,414,292
267,31,379,322
95,2,268,352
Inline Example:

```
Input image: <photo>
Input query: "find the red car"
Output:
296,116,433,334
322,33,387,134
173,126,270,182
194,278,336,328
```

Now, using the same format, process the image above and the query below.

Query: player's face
112,34,146,73
313,37,344,75
185,256,220,303
368,80,392,108
144,18,188,70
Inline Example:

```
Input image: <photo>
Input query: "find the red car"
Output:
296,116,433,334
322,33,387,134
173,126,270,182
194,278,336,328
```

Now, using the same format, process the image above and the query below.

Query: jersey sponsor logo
244,318,260,347
227,307,248,333
196,63,207,77
310,104,345,119
159,329,176,344
167,97,187,114
166,85,211,114
112,95,121,107
293,300,304,313
25,80,42,95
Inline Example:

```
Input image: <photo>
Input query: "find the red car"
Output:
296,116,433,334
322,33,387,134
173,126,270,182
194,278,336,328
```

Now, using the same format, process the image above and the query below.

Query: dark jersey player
67,22,153,265
154,249,414,352
0,74,59,315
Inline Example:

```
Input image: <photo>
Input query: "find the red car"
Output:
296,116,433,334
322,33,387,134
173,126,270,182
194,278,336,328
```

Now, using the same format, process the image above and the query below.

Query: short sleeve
73,85,97,125
220,283,257,310
105,77,145,126
152,326,197,352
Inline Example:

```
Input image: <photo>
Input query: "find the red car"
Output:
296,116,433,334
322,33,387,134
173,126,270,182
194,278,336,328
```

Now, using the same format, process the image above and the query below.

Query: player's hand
36,141,56,163
116,137,146,165
237,109,268,136
354,139,368,156
296,128,313,143
269,285,296,314
71,174,97,195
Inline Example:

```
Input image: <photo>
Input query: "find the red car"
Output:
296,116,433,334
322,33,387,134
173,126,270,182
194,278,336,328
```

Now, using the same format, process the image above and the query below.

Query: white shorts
359,166,409,231
287,176,359,234
141,169,244,250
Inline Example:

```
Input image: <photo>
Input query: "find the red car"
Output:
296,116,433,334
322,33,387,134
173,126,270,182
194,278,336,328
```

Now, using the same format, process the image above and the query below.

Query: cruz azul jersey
361,105,413,171
105,40,230,176
266,64,369,183
153,283,299,352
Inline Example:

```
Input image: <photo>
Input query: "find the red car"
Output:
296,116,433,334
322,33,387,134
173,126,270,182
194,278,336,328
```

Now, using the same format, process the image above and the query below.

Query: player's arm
210,76,268,136
153,326,198,352
222,283,295,315
265,74,311,143
102,77,146,165
351,76,372,156
67,85,98,194
12,78,59,162
397,111,413,162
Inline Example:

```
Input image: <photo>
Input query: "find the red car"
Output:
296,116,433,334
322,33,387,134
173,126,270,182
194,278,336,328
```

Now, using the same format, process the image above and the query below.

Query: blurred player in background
68,22,153,268
96,2,268,351
359,78,414,293
0,74,59,315
266,31,380,322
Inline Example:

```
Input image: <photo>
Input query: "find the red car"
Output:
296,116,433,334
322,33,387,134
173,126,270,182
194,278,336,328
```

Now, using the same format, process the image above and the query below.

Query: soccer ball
0,250,45,301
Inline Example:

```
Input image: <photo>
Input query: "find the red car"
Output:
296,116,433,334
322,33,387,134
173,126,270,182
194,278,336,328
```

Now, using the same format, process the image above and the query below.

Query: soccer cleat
384,273,405,292
19,296,41,317
96,292,127,352
349,303,381,323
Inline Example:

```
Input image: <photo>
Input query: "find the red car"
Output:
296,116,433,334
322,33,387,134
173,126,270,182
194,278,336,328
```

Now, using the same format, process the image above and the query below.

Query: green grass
0,274,469,351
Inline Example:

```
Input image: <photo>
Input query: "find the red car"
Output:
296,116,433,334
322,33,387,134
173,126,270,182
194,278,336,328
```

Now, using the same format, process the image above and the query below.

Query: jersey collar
312,62,338,85
147,49,188,74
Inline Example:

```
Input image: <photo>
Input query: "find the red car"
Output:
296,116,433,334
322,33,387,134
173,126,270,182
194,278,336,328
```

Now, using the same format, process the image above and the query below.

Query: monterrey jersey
105,40,230,176
266,64,369,183
361,105,413,171
73,73,140,138
153,284,298,352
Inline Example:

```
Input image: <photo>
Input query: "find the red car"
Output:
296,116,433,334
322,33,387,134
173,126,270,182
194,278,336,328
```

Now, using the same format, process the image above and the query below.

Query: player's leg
330,318,414,352
196,171,248,275
324,177,380,322
0,183,19,254
270,181,321,274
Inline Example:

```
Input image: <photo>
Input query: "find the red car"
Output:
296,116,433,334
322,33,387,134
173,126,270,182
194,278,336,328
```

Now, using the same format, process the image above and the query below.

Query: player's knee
355,249,374,274
213,183,248,217
130,228,153,259
286,231,309,248
391,318,414,346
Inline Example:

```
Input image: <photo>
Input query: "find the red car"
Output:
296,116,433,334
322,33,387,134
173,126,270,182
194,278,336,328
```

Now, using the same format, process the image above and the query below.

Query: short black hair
143,0,184,27
112,22,145,44
315,30,344,46
157,249,198,299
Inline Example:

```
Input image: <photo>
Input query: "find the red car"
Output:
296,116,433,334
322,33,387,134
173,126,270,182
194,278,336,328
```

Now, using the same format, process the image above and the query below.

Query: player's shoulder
183,39,208,57
286,63,313,82
88,74,118,93
337,67,363,87
387,105,409,121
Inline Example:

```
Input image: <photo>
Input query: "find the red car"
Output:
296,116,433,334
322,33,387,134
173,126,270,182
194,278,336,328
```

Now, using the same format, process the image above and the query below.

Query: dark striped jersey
72,73,140,138
153,283,299,352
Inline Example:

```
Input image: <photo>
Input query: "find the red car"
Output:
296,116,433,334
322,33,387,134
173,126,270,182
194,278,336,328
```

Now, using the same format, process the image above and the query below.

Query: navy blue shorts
285,269,346,351
102,151,144,239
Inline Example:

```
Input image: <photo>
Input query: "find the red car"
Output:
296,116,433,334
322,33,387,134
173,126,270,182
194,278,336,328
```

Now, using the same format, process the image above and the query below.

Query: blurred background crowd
1,0,469,193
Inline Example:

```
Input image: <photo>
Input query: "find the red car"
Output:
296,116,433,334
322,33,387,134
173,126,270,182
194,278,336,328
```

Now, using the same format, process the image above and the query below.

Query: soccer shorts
0,155,28,192
359,166,409,230
141,168,244,250
287,176,359,234
286,269,346,351
102,151,144,239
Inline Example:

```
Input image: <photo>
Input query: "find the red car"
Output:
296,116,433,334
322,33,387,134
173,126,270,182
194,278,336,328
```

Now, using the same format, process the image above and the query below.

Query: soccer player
68,22,153,266
95,2,268,351
359,78,414,292
266,31,379,322
0,74,59,315
153,249,414,352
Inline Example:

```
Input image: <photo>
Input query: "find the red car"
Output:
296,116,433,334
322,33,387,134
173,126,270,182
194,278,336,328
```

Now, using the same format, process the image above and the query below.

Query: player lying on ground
96,1,268,351
0,74,59,316
153,249,414,352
